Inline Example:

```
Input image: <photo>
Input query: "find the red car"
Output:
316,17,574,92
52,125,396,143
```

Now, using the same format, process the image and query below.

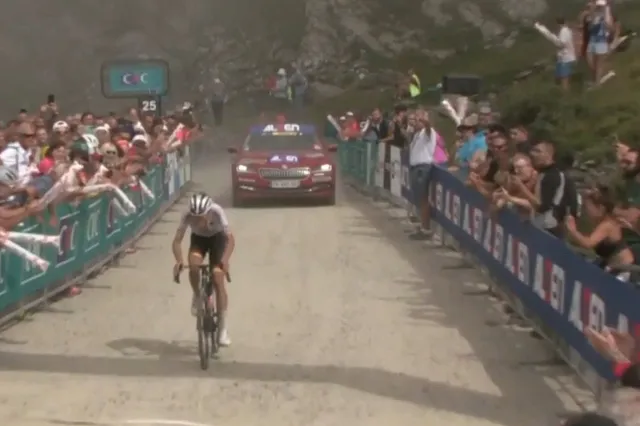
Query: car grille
259,167,309,179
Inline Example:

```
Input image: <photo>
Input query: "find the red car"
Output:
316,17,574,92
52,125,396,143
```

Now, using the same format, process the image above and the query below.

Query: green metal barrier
0,163,169,315
336,140,378,188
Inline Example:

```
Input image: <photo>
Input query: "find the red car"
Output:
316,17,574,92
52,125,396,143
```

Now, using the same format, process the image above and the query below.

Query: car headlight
236,164,249,172
319,164,332,172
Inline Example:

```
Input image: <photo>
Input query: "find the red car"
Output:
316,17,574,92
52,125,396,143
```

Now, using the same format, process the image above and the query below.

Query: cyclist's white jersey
178,202,229,237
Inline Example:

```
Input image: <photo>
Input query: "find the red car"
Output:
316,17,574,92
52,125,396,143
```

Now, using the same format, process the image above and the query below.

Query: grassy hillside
315,1,640,163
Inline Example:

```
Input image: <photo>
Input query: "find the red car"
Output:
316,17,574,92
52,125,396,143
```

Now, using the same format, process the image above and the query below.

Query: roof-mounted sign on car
263,124,300,133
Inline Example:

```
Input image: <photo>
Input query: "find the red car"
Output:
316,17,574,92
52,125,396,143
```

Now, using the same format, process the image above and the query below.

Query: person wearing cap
477,103,494,129
211,77,227,126
455,114,487,178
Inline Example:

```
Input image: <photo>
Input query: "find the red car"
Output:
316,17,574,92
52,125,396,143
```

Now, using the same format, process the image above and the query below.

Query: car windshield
246,134,317,151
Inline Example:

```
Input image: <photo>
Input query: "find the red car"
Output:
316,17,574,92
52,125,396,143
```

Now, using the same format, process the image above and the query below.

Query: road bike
174,265,231,370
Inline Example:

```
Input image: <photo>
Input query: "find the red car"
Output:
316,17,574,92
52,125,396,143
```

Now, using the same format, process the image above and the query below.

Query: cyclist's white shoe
190,294,199,317
218,329,231,347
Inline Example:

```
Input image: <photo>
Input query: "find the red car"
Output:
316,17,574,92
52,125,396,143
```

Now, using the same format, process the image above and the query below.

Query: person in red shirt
340,112,361,140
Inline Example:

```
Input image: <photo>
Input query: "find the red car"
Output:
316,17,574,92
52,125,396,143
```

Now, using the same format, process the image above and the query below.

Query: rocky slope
0,0,609,116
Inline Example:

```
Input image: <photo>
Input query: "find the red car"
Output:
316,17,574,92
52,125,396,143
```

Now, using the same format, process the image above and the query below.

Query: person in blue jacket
454,114,487,180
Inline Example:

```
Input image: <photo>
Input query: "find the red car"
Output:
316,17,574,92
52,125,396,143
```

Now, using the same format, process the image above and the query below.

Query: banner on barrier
428,166,640,380
0,161,180,316
332,134,640,390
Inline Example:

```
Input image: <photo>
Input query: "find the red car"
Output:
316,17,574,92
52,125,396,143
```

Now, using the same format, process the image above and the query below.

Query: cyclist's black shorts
189,232,228,268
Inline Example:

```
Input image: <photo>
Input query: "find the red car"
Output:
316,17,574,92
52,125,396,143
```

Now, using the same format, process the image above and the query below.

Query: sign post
137,95,162,117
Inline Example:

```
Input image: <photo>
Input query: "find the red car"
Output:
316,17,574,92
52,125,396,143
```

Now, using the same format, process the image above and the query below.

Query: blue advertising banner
428,166,640,380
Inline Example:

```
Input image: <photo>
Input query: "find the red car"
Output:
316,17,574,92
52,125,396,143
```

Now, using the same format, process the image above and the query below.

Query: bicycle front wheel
196,293,210,370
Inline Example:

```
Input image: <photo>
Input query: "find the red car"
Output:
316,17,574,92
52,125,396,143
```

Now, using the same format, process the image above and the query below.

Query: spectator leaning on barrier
340,111,361,140
362,108,390,143
408,110,436,239
509,125,532,154
386,105,409,148
493,153,539,218
454,114,487,176
472,125,510,201
565,185,635,275
0,122,36,182
613,147,640,263
525,135,578,238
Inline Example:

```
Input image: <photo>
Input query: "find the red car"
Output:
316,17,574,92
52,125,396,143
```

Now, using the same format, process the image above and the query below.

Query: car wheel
232,191,243,208
326,192,336,206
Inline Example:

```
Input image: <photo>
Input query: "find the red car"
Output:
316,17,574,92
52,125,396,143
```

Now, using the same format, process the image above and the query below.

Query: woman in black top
565,186,634,271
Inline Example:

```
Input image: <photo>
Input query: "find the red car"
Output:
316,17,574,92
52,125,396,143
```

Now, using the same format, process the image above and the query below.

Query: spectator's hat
478,104,492,115
595,0,606,6
95,124,110,135
339,116,346,121
458,113,479,129
132,133,149,148
346,111,355,117
52,120,69,132
277,68,287,76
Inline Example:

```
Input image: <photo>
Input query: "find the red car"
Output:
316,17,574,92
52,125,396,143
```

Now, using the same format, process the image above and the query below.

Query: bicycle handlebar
173,264,231,284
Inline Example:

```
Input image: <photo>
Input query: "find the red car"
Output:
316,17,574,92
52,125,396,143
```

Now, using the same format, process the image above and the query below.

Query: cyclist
172,192,235,346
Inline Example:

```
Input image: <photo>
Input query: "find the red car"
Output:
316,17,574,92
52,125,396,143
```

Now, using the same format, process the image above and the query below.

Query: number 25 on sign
137,96,161,115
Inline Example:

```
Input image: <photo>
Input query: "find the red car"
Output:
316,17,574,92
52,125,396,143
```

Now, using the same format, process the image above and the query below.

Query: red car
228,123,337,206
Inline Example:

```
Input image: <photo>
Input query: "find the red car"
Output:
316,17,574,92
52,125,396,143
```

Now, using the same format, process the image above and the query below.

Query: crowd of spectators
0,98,200,295
334,101,640,423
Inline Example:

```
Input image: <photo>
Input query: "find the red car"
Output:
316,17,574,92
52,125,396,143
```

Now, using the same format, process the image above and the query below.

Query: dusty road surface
0,151,591,426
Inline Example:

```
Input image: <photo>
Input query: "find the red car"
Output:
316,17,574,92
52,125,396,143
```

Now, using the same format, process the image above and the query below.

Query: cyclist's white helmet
189,192,214,216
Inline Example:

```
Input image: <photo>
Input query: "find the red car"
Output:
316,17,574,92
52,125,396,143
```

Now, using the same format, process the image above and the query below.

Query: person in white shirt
0,122,36,183
555,17,576,90
408,110,437,239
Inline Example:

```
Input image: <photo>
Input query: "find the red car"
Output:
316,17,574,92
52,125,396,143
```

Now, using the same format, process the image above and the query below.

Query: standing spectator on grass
584,0,614,85
408,110,437,240
556,17,577,90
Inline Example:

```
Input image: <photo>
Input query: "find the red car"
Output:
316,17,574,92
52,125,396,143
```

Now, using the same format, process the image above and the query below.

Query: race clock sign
101,59,170,98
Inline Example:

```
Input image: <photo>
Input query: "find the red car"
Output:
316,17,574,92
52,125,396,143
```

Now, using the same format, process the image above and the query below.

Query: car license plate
270,180,300,189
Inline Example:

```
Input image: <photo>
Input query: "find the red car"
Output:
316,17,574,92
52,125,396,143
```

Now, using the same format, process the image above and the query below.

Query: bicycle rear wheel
196,288,210,370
